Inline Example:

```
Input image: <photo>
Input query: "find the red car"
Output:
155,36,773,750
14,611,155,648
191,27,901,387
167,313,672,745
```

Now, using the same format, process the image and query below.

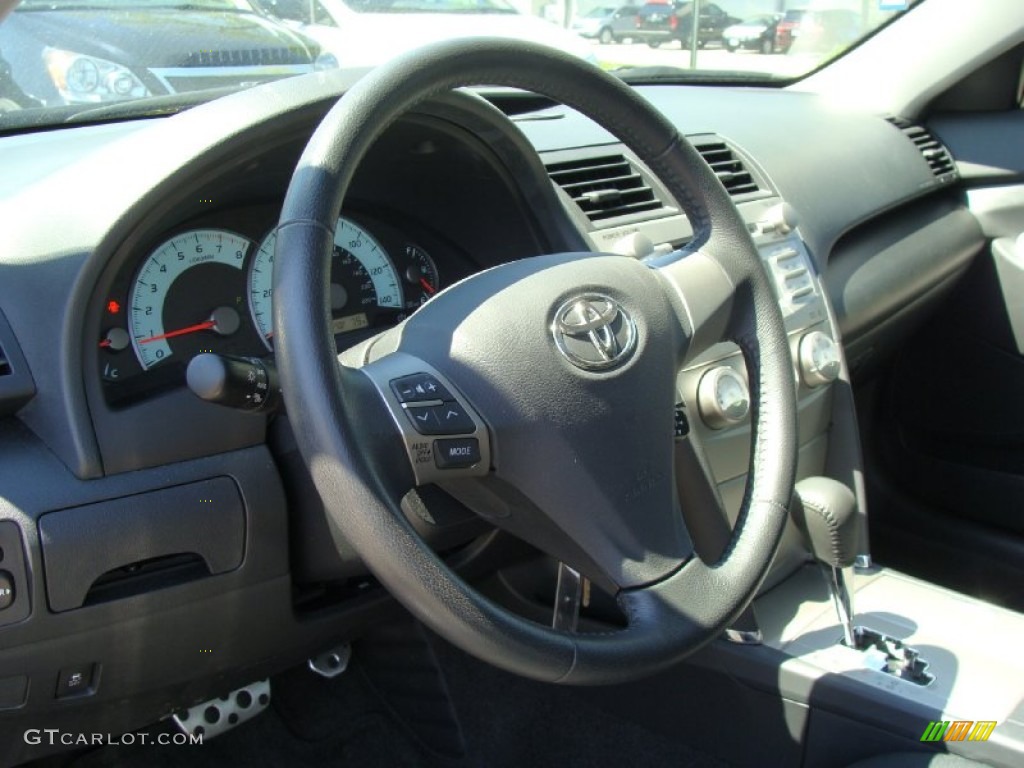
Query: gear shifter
790,477,935,685
791,477,859,647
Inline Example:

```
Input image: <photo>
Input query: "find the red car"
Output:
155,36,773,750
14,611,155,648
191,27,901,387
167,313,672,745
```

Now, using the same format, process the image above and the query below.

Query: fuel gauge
401,244,440,307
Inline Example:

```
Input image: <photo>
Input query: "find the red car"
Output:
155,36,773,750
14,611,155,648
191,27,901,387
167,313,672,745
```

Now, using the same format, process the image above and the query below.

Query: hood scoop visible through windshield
183,48,311,66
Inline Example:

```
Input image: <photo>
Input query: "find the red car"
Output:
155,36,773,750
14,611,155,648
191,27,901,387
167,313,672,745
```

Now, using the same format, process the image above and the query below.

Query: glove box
38,477,245,612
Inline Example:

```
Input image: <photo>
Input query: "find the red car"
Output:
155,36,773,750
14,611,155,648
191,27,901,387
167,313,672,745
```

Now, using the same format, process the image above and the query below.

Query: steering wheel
273,38,797,685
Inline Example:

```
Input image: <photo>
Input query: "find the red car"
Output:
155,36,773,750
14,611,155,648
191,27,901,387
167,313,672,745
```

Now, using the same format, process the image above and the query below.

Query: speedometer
249,216,403,346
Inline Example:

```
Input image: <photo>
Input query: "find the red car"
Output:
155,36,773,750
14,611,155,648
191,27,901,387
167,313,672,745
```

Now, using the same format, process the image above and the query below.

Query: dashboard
0,63,990,765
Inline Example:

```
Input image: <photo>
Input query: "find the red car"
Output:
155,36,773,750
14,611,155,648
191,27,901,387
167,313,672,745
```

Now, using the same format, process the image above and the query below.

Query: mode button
433,438,481,469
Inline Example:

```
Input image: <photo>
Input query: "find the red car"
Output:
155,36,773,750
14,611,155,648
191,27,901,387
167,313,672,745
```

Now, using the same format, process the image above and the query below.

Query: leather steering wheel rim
274,38,798,685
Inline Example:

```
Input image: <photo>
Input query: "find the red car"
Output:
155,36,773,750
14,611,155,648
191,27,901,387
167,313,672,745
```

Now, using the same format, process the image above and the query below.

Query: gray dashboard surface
516,85,940,267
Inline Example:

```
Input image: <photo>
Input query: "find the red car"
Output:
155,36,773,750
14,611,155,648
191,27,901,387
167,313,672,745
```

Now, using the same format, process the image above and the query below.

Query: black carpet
57,625,732,768
68,662,427,768
430,634,732,768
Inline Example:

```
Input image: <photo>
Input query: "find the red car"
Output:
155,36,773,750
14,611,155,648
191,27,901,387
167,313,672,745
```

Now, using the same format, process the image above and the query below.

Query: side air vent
887,117,958,182
0,308,34,415
545,154,666,222
692,140,762,197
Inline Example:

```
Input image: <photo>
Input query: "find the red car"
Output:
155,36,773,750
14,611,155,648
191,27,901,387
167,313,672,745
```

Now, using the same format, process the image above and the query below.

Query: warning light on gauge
107,300,121,315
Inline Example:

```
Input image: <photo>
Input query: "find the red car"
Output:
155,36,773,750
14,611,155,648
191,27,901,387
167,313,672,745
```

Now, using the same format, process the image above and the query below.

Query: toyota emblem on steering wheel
552,293,638,371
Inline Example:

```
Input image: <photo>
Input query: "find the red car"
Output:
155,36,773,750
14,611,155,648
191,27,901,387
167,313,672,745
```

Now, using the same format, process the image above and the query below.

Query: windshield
344,0,518,13
15,0,257,8
0,0,921,129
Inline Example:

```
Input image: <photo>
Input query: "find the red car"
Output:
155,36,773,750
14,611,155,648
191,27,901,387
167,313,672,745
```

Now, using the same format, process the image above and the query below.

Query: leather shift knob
791,477,859,569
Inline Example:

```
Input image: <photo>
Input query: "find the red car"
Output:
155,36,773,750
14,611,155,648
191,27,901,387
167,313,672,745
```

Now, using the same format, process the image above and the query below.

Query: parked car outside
790,8,862,54
0,48,39,111
722,13,782,54
254,0,597,69
773,7,806,53
632,1,739,49
571,5,641,44
0,0,335,108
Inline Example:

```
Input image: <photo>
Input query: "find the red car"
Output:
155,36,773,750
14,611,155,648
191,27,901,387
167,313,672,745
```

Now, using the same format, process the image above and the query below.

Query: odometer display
249,216,403,345
128,229,252,369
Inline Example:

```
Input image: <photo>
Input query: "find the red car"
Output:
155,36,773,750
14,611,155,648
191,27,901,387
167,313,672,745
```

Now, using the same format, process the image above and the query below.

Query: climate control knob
697,366,750,429
799,331,841,387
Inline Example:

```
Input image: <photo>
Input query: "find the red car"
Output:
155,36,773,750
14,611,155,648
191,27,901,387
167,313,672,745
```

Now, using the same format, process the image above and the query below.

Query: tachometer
128,229,253,369
249,216,403,345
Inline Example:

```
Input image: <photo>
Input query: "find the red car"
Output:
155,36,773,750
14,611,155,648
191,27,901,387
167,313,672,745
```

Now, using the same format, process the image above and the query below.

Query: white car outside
257,0,598,69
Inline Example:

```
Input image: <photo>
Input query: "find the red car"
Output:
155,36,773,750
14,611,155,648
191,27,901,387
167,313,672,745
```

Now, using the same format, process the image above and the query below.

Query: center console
546,141,1024,767
702,199,1020,768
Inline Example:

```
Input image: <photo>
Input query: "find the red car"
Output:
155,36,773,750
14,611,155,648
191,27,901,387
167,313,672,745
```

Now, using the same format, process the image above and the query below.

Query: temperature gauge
401,244,440,306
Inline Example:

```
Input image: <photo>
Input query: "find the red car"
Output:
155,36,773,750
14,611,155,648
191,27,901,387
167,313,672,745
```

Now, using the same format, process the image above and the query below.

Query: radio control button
434,439,481,469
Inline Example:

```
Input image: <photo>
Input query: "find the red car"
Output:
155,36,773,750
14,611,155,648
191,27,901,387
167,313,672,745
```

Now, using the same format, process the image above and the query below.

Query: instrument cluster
98,206,458,405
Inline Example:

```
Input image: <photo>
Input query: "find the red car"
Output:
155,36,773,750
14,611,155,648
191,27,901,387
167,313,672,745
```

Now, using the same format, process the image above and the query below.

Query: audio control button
434,439,481,469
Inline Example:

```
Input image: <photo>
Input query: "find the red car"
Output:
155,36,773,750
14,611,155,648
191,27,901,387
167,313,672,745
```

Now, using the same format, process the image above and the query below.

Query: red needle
419,277,436,295
98,339,111,348
139,320,215,345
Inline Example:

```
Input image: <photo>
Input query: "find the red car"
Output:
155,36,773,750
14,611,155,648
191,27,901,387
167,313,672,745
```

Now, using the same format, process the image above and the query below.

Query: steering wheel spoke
355,351,492,486
655,249,737,364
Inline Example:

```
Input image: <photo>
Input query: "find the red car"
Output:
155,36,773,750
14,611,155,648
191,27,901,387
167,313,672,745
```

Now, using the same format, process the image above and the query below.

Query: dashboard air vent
693,140,761,197
0,308,34,414
887,117,958,181
545,154,664,222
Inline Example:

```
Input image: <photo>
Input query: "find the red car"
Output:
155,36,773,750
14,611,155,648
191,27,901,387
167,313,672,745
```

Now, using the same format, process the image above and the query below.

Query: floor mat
67,662,433,768
58,624,732,768
429,632,733,768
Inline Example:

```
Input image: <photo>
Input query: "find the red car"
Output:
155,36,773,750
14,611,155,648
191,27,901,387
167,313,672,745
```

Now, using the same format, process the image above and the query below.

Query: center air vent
545,154,665,222
886,117,958,182
693,140,761,197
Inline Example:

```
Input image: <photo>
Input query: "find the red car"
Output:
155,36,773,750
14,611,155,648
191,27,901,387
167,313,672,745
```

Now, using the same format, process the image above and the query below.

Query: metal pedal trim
308,643,351,678
172,678,270,740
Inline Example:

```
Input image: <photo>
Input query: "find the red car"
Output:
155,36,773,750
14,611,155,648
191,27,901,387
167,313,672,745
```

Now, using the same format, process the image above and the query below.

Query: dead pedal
172,679,270,740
